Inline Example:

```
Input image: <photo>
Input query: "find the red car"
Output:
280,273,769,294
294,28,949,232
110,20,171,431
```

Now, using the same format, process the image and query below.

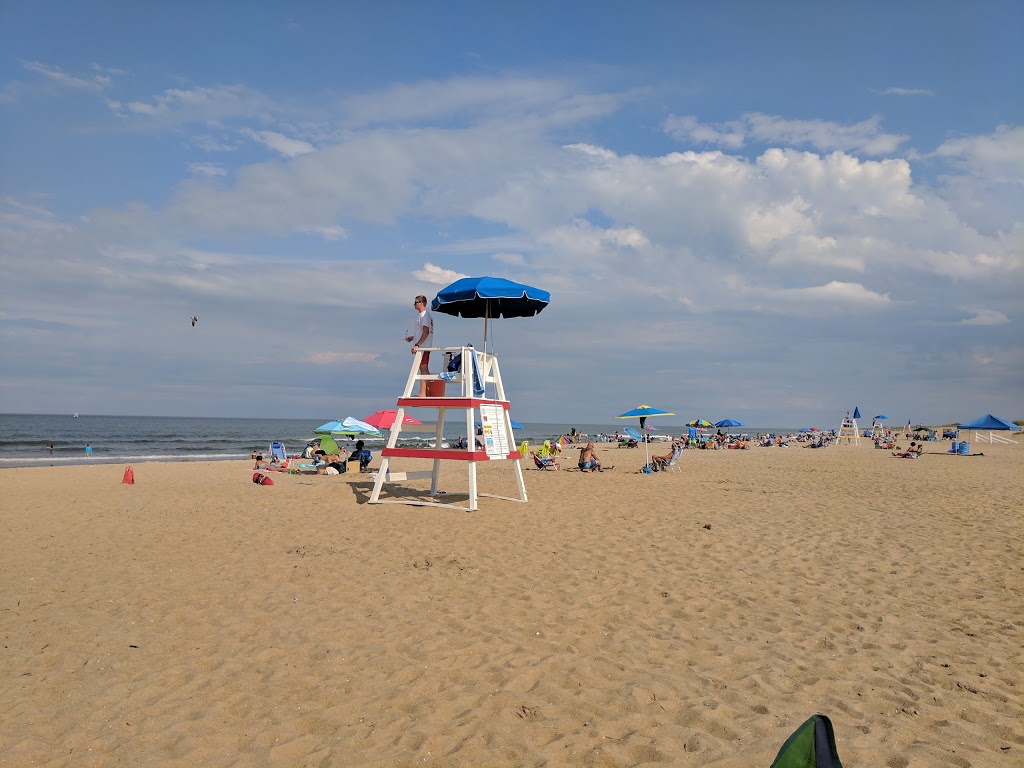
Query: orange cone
122,466,135,485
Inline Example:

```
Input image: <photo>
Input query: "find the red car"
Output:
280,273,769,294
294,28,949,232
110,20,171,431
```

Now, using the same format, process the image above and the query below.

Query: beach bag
252,472,274,486
770,713,843,768
447,352,462,372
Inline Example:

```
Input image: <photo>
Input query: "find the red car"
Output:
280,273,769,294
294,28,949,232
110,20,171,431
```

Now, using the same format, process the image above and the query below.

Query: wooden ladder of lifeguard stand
368,345,528,512
835,416,861,446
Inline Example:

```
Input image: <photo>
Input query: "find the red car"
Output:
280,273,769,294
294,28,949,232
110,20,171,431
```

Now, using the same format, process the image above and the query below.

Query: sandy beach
2,439,1021,767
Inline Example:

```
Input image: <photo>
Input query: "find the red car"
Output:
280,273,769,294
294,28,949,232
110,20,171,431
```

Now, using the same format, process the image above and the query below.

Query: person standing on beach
404,295,434,396
85,443,92,457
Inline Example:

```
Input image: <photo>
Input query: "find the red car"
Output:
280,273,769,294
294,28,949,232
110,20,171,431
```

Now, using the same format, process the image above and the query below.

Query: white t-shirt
415,308,434,347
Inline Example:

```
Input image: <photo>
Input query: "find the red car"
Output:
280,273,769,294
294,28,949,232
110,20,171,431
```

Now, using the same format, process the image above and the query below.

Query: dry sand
2,439,1022,767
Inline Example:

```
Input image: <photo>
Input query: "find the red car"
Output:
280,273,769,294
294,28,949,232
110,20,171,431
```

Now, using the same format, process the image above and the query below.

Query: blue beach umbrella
432,276,550,349
715,419,745,428
853,406,862,419
314,417,383,437
617,404,676,469
686,418,713,428
874,414,888,420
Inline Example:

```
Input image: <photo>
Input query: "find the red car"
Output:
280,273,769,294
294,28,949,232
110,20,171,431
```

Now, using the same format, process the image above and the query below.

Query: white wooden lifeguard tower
368,345,527,512
835,414,861,446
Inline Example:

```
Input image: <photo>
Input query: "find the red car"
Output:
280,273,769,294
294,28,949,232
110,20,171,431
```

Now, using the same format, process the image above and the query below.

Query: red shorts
419,351,430,365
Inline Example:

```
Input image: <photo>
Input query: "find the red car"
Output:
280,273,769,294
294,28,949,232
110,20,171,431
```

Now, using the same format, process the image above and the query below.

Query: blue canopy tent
957,414,1020,431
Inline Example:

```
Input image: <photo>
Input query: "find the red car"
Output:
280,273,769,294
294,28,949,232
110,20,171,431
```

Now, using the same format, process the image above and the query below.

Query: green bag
770,713,843,768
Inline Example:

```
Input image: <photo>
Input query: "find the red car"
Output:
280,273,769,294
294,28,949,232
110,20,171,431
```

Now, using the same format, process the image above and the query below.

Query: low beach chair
663,445,683,472
269,441,286,463
531,451,559,470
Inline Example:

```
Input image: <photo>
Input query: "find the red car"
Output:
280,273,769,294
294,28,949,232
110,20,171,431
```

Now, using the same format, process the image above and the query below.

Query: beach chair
269,441,286,463
663,445,683,472
518,439,529,458
531,451,559,471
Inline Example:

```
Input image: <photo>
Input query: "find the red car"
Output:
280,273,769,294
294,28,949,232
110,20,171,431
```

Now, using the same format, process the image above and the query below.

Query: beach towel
438,345,484,397
468,345,485,397
770,713,843,768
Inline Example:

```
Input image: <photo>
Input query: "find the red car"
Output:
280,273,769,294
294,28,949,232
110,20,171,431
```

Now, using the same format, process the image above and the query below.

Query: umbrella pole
484,304,489,354
640,417,650,468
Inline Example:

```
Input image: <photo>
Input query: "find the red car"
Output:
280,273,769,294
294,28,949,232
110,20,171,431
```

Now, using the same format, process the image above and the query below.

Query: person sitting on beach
577,442,605,472
348,440,373,472
892,441,922,458
317,455,348,474
649,442,680,470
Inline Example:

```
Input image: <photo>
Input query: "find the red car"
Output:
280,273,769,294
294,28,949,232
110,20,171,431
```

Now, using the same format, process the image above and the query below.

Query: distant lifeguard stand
368,345,527,512
836,415,861,446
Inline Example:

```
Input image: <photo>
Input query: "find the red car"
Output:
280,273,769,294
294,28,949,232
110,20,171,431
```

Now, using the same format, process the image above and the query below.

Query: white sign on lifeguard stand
836,415,861,446
368,345,527,512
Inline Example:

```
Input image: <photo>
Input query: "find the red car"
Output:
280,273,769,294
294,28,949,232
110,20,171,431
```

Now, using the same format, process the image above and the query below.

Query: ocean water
0,414,791,469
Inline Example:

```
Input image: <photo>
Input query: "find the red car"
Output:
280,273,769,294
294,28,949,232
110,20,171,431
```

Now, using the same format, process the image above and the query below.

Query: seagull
191,316,199,327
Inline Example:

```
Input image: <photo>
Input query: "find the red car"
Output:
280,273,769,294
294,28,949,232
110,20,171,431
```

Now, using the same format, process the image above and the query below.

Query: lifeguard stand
836,415,861,446
368,345,527,512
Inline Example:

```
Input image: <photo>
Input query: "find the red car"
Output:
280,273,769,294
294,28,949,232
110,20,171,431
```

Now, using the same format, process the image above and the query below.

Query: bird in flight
191,316,199,327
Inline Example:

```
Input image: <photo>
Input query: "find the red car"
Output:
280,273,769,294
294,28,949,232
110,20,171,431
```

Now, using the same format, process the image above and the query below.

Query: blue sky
1,1,1021,426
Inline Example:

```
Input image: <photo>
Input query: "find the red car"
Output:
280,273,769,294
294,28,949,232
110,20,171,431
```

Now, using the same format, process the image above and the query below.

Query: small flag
121,466,135,485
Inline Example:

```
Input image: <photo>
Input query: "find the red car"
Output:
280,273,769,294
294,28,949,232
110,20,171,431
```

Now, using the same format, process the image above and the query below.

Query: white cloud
879,87,934,96
3,70,1020,422
241,128,316,157
413,262,468,285
933,124,1024,179
106,84,273,125
493,252,526,265
340,75,620,128
960,308,1010,326
297,225,347,241
791,280,891,305
188,162,227,177
662,115,745,148
664,112,908,155
22,60,112,91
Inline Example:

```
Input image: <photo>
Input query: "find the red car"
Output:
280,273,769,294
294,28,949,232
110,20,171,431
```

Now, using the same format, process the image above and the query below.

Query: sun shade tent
957,414,1020,430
